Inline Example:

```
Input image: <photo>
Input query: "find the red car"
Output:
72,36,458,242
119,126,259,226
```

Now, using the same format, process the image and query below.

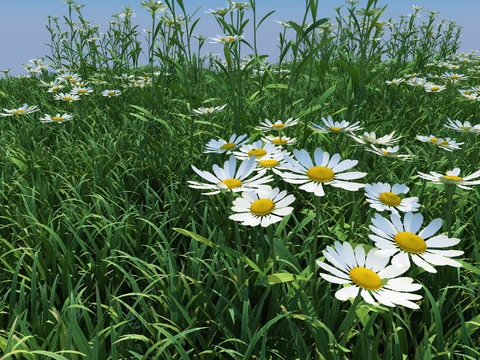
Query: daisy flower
441,72,468,82
54,93,81,102
255,118,299,133
71,86,94,95
113,73,135,80
229,186,295,227
406,77,427,87
188,155,273,195
370,212,464,273
349,131,401,146
46,84,65,92
317,241,422,309
204,7,231,16
444,118,480,133
261,135,297,146
232,140,285,161
365,183,420,214
366,145,411,160
423,83,446,92
102,89,121,98
192,104,227,116
210,34,244,44
254,151,290,172
416,135,463,151
0,103,39,117
417,168,480,190
385,78,404,85
228,1,252,10
56,72,80,83
39,113,73,123
273,148,367,197
310,116,363,134
204,133,249,154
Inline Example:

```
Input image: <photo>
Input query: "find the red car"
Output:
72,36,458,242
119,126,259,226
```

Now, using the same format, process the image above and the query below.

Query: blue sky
0,0,478,76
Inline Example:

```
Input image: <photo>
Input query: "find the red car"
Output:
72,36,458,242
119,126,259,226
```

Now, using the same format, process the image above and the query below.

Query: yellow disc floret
221,142,236,150
394,232,427,253
259,160,278,167
379,192,401,206
250,199,275,216
221,179,242,189
248,149,267,158
349,267,382,290
307,166,335,182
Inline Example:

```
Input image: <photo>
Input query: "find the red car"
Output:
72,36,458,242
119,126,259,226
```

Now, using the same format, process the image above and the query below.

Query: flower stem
267,225,275,274
445,184,456,238
338,290,362,358
418,145,439,202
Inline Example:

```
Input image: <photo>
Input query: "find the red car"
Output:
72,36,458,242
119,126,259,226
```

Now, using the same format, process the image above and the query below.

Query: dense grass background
0,0,479,359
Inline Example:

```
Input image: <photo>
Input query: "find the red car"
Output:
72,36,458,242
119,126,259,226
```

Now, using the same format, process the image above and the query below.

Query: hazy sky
0,0,478,76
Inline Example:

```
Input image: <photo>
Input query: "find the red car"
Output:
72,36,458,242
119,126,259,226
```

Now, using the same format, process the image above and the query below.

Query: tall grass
0,0,479,359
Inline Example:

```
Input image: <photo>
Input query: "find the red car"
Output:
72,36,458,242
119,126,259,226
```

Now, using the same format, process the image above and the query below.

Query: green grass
0,0,479,359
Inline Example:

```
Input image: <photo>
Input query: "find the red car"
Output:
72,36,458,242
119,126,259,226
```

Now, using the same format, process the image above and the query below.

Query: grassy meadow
0,0,479,358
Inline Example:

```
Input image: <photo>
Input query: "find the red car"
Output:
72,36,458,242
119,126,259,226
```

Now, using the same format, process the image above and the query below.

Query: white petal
392,252,410,268
319,273,351,284
294,149,314,169
411,254,437,273
420,253,462,267
404,212,423,234
354,244,365,268
377,264,409,279
418,218,442,240
333,171,367,180
427,249,463,257
313,147,325,167
335,286,360,301
361,289,377,305
331,159,358,173
374,249,399,258
425,235,461,248
366,249,389,272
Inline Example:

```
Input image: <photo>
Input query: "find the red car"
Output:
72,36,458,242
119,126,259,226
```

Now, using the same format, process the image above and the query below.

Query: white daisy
71,86,94,95
46,85,65,92
385,78,404,85
317,241,422,309
261,135,297,146
370,212,464,273
310,116,363,134
365,183,420,214
204,133,249,154
54,93,81,102
188,155,273,195
233,140,288,161
273,148,367,197
229,186,295,227
254,151,290,172
102,89,121,98
39,113,73,124
0,103,39,117
349,131,401,146
210,34,244,44
192,104,227,116
444,118,480,134
417,168,480,190
416,135,463,151
255,118,299,133
423,83,446,92
366,145,411,160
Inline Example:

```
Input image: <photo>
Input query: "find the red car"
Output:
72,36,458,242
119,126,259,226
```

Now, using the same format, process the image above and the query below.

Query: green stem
418,145,439,202
338,290,362,359
445,184,456,238
267,225,275,274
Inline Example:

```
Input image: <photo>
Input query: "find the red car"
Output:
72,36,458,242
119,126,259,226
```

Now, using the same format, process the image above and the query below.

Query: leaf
173,228,217,248
255,273,306,286
265,83,288,90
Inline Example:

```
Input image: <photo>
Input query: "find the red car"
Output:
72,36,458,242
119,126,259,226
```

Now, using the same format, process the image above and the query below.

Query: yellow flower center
430,86,439,91
272,124,285,129
78,89,87,93
306,166,335,182
450,75,459,79
392,81,396,84
451,66,457,69
272,138,287,144
107,91,116,95
77,83,84,86
248,149,267,158
394,232,427,253
429,138,449,145
221,179,242,189
460,126,469,131
65,75,73,79
69,79,77,82
221,36,236,42
52,87,60,91
52,117,63,121
259,159,278,167
330,127,341,132
220,142,236,150
63,97,72,100
382,150,389,155
463,91,471,95
441,175,462,181
250,199,275,216
379,192,401,206
349,267,382,291
14,110,25,114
